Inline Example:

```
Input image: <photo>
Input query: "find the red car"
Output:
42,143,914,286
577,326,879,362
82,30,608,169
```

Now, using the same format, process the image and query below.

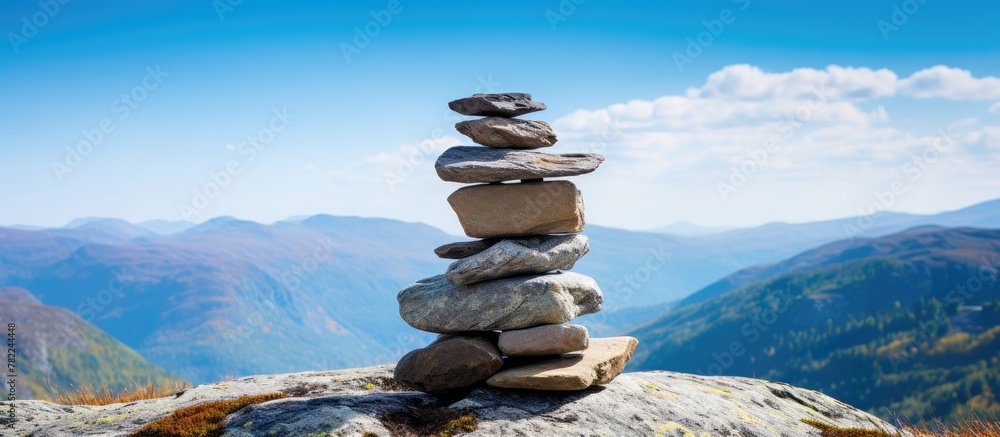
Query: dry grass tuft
128,392,287,437
902,411,1000,437
802,418,896,436
378,407,477,437
55,380,187,406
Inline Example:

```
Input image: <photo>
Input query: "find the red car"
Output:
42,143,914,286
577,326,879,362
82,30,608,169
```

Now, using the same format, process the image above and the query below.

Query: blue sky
1,0,999,233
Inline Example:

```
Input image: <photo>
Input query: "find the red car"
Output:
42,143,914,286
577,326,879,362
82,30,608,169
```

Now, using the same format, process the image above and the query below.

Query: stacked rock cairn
393,93,639,394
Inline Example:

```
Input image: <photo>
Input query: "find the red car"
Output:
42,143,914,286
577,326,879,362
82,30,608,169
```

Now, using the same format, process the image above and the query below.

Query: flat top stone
435,146,604,184
445,234,589,286
486,337,638,391
448,93,546,117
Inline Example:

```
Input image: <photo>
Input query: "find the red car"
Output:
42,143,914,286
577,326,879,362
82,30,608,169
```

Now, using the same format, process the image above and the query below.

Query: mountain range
627,226,1000,421
0,198,998,388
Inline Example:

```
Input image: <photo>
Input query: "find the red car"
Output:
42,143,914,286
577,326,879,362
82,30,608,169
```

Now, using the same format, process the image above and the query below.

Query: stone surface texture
498,324,590,357
393,336,503,394
435,146,604,183
448,92,546,117
455,117,557,149
15,365,910,437
447,181,585,238
445,234,589,286
397,272,602,333
487,337,637,390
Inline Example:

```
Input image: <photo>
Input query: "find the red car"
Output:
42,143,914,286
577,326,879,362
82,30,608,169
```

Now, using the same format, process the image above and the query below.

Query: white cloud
680,64,1000,102
690,64,898,101
975,126,1000,149
898,66,1000,100
990,101,1000,114
544,63,1000,229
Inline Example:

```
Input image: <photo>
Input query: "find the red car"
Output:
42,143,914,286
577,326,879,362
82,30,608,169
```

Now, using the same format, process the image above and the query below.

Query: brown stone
393,335,504,394
498,324,589,356
486,337,638,391
447,181,585,239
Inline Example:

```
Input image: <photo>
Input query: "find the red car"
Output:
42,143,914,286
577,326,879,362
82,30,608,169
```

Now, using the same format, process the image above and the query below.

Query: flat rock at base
397,272,603,333
446,234,589,286
16,364,908,436
435,146,604,183
433,239,499,259
456,117,557,149
499,324,589,356
393,336,503,394
448,93,546,117
448,181,585,238
487,337,637,391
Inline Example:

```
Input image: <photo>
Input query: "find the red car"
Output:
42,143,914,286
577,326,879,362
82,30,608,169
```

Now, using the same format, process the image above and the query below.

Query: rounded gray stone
445,234,590,286
498,324,590,356
456,117,557,149
397,272,603,334
393,335,503,394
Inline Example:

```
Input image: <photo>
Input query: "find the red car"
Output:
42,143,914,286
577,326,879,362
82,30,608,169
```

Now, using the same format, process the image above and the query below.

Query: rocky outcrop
13,365,909,436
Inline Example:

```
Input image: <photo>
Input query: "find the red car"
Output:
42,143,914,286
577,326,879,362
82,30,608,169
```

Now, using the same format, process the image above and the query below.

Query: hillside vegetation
629,227,1000,422
0,287,184,400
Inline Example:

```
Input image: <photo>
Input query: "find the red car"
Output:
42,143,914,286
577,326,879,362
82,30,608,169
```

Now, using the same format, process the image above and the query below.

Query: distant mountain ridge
0,215,454,384
1,197,998,383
